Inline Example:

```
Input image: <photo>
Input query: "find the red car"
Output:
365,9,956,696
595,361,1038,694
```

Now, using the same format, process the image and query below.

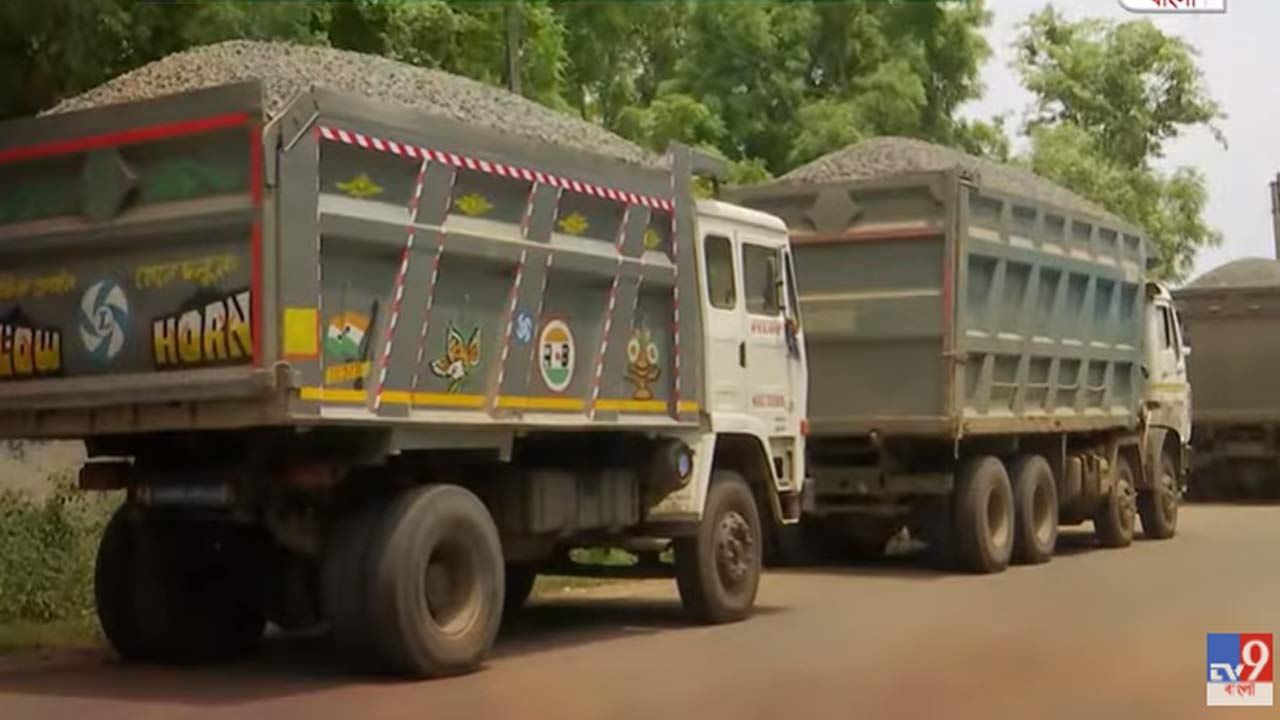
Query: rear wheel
503,564,537,620
1009,455,1058,565
674,471,762,624
115,516,267,664
322,495,394,668
1094,454,1137,548
952,456,1014,574
1139,449,1179,540
94,507,147,662
366,485,504,678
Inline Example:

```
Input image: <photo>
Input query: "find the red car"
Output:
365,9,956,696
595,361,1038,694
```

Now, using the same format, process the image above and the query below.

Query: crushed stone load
45,40,661,168
780,136,1123,225
1186,258,1280,289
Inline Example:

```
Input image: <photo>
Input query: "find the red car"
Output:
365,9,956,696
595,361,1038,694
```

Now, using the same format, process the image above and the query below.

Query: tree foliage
1014,7,1225,282
0,1,996,170
0,1,1225,274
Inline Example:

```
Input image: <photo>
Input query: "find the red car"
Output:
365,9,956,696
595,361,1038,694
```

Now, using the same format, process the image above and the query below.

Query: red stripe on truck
0,112,252,165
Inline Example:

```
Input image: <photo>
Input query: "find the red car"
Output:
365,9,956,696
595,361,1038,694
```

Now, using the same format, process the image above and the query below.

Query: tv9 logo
1207,633,1273,707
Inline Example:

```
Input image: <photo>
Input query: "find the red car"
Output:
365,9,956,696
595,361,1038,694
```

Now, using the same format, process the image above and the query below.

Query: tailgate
0,82,272,413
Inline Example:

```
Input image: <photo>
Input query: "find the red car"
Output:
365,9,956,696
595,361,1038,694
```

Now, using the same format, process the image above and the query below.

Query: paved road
0,504,1276,720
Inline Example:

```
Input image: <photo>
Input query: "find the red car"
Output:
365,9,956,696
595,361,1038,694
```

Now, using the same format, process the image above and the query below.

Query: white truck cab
1143,280,1192,523
695,199,808,503
1145,281,1192,444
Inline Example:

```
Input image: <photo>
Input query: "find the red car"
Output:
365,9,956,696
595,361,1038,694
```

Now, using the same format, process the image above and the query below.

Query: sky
961,0,1280,284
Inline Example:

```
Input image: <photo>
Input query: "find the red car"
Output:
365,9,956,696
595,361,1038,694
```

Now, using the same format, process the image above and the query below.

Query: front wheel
674,471,762,624
1094,454,1137,548
1139,449,1179,540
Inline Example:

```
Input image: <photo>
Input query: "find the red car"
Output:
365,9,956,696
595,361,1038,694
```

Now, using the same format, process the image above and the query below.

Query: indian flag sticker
538,319,575,393
326,311,369,361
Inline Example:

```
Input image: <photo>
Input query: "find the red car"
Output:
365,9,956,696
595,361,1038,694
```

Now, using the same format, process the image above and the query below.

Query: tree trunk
505,1,523,96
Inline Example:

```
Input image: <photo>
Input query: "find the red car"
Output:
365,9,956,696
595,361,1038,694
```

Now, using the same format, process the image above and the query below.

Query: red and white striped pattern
492,249,528,405
410,169,461,393
492,180,543,404
318,125,673,211
374,158,431,410
523,249,557,389
666,158,683,414
590,207,632,416
313,129,324,397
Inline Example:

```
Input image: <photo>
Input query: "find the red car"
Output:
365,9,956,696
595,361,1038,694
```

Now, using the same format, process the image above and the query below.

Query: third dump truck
1173,176,1280,499
730,144,1190,572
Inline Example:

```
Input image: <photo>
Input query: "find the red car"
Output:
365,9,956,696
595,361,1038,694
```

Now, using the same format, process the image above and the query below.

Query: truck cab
695,199,808,504
1143,281,1192,492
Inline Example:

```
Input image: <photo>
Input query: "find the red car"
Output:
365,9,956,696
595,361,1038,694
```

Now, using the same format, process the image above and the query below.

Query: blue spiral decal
78,280,130,363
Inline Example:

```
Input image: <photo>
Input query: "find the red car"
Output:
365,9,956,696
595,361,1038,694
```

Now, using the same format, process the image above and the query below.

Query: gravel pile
1184,258,1280,290
779,136,1124,225
45,40,661,168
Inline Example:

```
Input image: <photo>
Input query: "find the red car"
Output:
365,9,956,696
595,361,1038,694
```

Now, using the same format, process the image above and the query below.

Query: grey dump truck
0,81,810,677
1174,187,1280,500
730,148,1190,573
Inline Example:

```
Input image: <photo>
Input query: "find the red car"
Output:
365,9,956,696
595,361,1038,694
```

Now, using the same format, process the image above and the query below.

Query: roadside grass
0,468,118,656
0,617,101,655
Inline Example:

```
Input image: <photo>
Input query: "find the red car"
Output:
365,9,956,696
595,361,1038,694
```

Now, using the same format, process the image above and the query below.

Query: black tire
130,519,268,664
1139,449,1179,540
322,495,394,668
503,564,537,620
366,485,504,679
674,470,762,624
94,506,147,662
1094,453,1137,548
952,456,1014,574
1009,455,1058,565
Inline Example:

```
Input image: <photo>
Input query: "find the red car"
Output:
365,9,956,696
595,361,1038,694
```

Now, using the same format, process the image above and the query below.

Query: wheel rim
1032,478,1054,545
422,537,483,636
987,487,1011,549
714,510,754,590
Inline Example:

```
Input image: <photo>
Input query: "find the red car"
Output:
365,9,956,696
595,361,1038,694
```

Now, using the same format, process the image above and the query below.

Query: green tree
0,0,1000,180
0,0,132,118
1014,6,1225,281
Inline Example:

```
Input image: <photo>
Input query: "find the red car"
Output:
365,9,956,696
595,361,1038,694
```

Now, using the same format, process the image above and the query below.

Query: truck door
740,238,792,436
699,231,747,415
1146,297,1191,439
782,249,808,434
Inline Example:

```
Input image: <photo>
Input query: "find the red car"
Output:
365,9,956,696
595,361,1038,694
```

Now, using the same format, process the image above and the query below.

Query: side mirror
1182,345,1192,358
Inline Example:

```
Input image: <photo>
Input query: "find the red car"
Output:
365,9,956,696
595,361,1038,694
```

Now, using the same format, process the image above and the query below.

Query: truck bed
0,82,705,437
730,171,1146,439
1176,283,1280,425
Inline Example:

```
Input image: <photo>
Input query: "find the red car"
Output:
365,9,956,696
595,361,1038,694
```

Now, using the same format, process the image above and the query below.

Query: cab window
742,243,780,316
704,234,736,310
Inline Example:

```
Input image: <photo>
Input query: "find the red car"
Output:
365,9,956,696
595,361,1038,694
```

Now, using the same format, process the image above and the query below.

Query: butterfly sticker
429,324,481,393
